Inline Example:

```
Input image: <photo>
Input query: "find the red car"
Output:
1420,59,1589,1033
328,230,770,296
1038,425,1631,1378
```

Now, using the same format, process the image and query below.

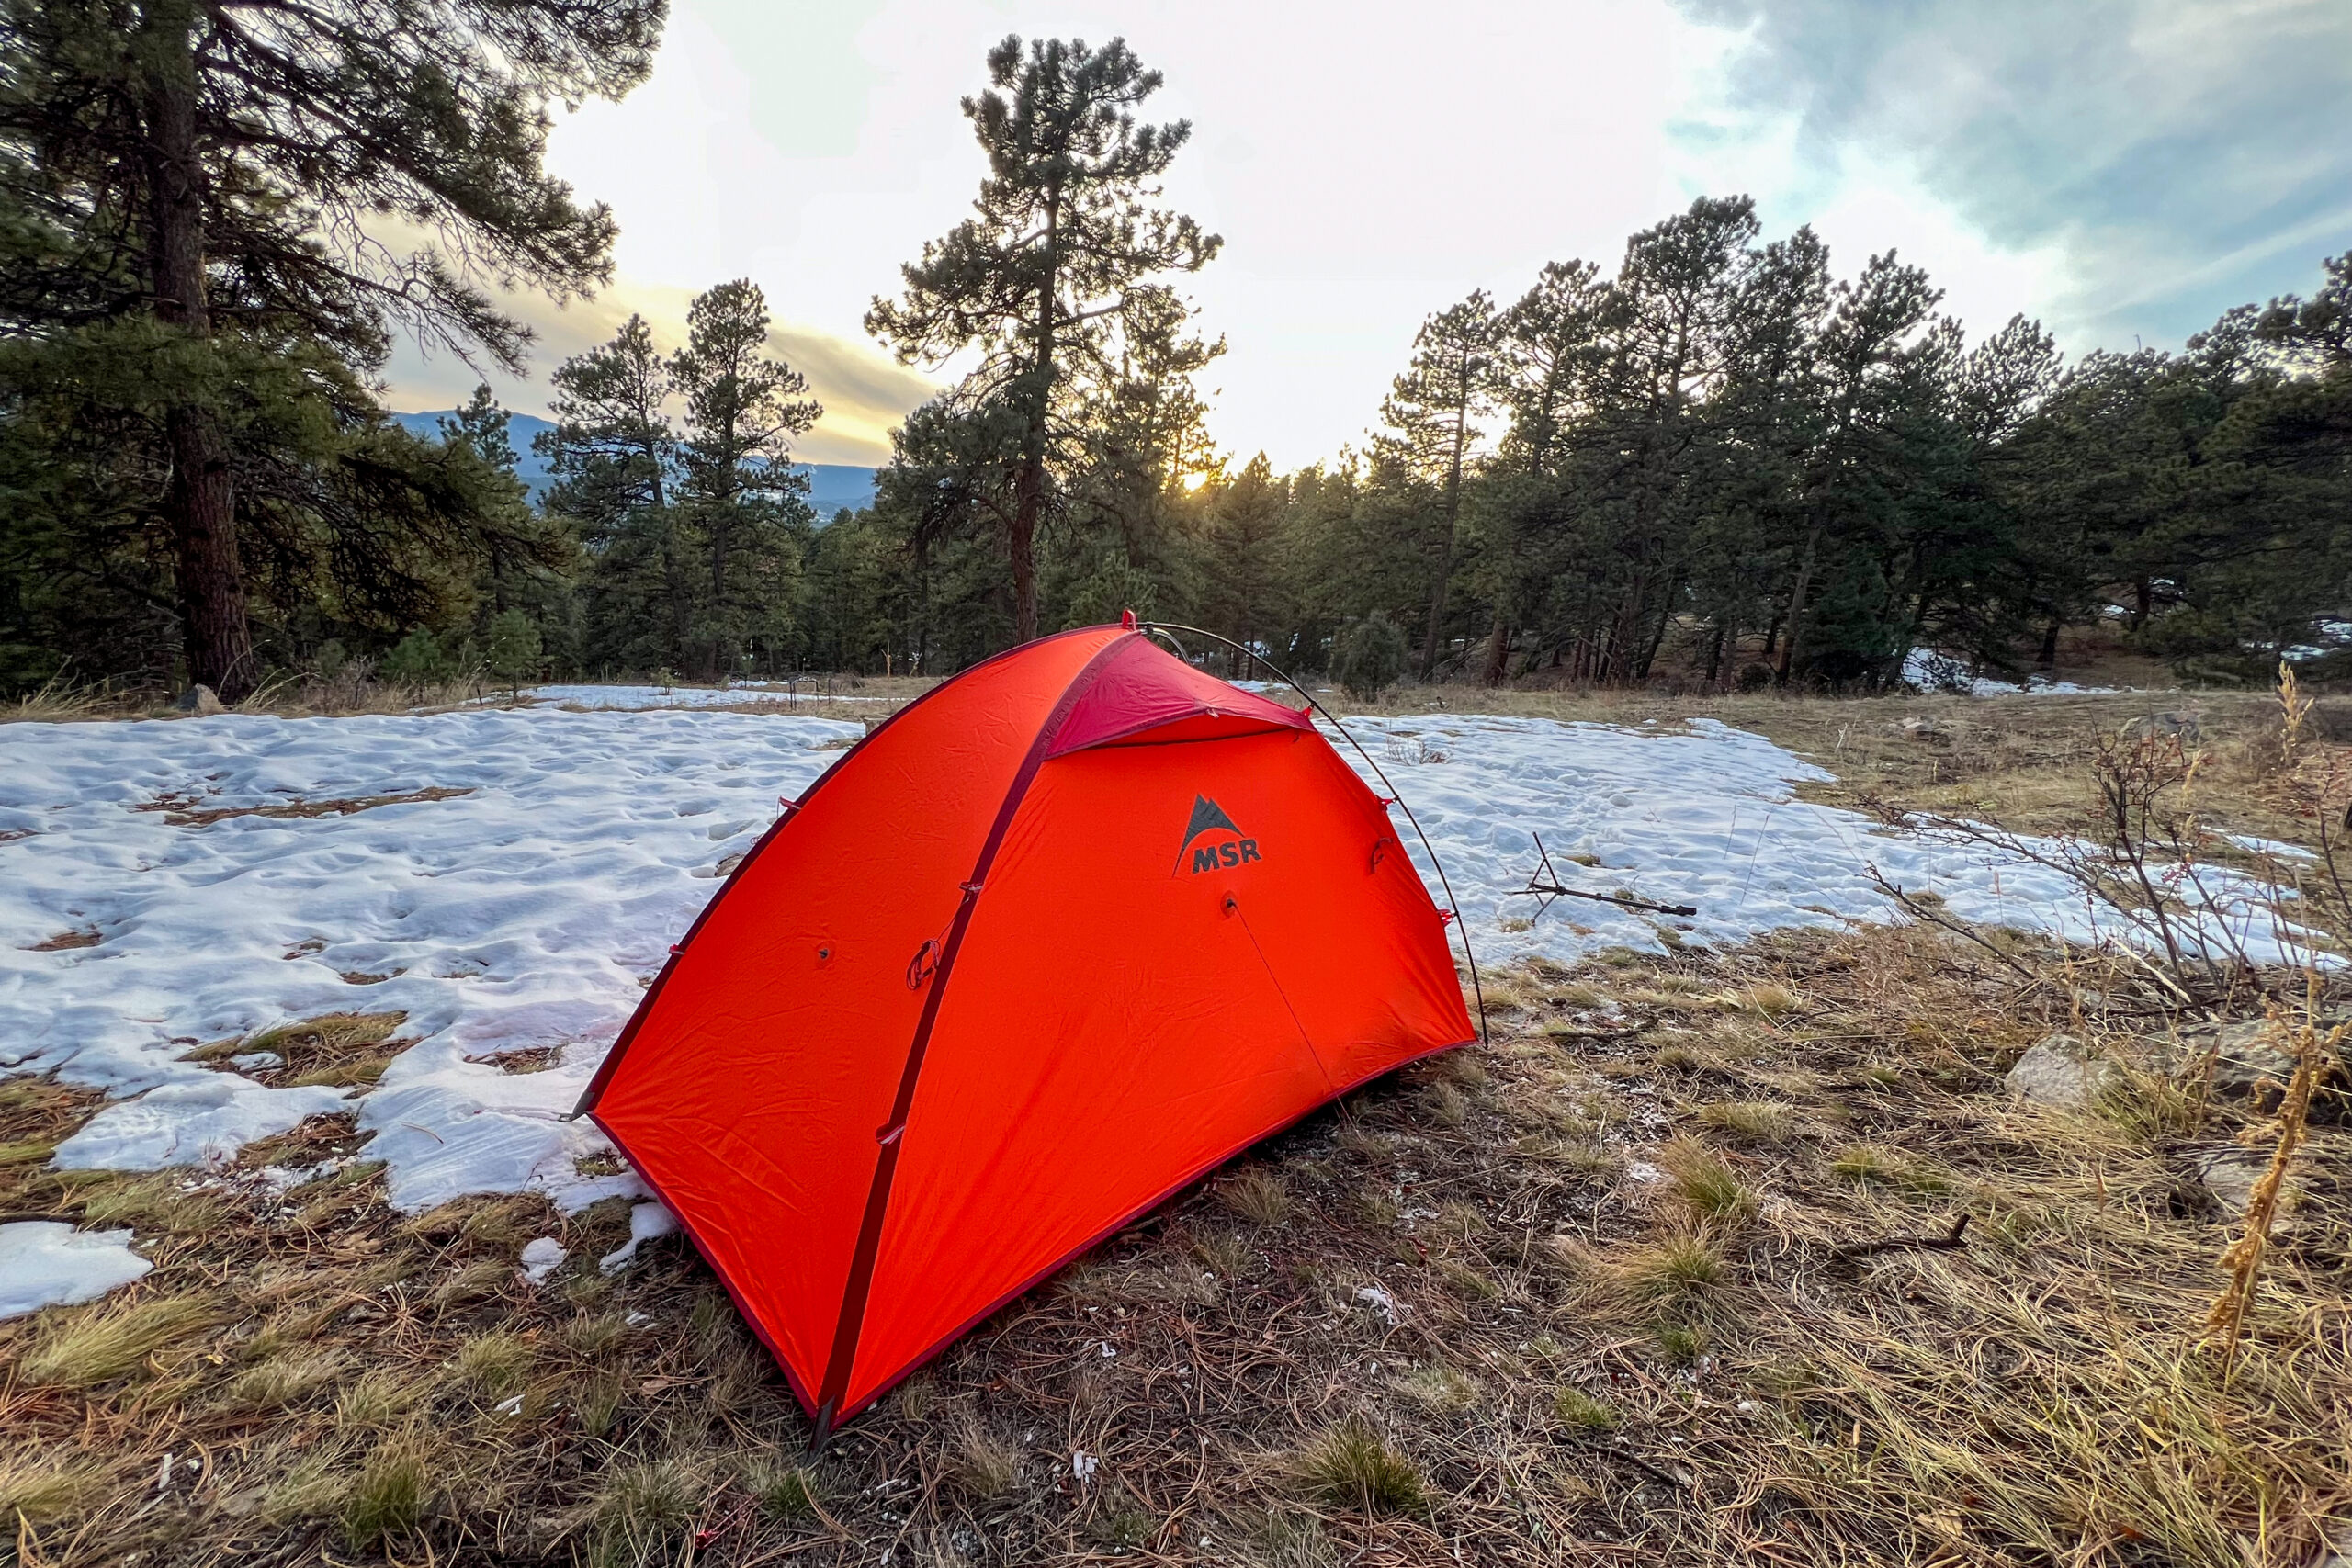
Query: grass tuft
1659,1136,1758,1224
743,1458,820,1522
341,1438,431,1549
1290,1420,1426,1515
594,1458,702,1553
947,1414,1023,1500
217,1344,354,1412
1696,1099,1802,1143
1219,1167,1293,1225
334,1365,434,1428
1553,1386,1620,1430
21,1294,219,1387
453,1328,533,1395
1392,1362,1481,1414
1830,1141,1955,1193
0,1453,108,1525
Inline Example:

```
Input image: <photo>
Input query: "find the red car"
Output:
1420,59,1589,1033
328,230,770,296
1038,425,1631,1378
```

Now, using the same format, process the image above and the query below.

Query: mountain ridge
389,410,877,517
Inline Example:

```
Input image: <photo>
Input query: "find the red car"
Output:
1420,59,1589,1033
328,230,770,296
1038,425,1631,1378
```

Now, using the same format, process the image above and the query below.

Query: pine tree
1202,454,1286,676
866,35,1219,642
538,315,687,671
670,280,821,677
1378,291,1499,676
0,0,663,696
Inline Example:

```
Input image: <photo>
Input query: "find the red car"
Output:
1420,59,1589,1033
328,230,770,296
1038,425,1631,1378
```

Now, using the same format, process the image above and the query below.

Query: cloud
379,0,2351,471
1670,0,2352,344
379,275,937,467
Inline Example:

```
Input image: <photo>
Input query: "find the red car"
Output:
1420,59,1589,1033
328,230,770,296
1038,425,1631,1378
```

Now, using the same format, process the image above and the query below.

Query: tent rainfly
578,617,1475,1435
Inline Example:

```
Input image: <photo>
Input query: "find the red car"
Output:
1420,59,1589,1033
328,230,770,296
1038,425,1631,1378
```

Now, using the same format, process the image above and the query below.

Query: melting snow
520,1235,567,1284
597,1198,680,1273
0,1222,152,1318
0,691,2305,1220
526,683,888,711
2,705,859,1213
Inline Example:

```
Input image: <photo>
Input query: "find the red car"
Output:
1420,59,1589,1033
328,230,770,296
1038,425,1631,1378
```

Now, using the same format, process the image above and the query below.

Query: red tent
578,619,1474,1430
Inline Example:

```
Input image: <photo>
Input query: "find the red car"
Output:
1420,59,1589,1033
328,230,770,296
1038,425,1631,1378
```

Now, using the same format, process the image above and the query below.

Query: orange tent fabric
579,621,1474,1428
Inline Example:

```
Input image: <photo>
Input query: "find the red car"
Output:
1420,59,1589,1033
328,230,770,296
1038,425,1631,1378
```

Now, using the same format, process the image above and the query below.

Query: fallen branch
1508,883,1700,919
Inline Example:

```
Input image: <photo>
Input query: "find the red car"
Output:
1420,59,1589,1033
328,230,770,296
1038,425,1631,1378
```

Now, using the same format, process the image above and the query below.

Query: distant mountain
390,408,876,518
390,410,558,501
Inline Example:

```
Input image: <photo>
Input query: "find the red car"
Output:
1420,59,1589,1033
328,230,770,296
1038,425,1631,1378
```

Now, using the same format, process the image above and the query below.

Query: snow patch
597,1201,679,1273
0,1222,152,1318
1902,649,2124,696
1332,714,2308,971
1,705,859,1205
519,1235,567,1285
2,698,2308,1218
527,683,888,711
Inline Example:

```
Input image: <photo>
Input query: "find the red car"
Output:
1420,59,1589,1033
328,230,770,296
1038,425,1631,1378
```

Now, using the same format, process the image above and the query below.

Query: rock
172,683,225,716
2204,1021,2298,1111
2168,1018,2349,1122
2006,1032,2118,1110
2117,710,2200,745
2185,1144,2286,1219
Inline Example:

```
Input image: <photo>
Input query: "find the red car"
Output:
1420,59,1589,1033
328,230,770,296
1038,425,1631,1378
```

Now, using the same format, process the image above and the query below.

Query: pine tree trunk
1010,464,1040,643
1775,520,1823,686
1480,612,1510,686
1419,378,1472,680
142,0,254,699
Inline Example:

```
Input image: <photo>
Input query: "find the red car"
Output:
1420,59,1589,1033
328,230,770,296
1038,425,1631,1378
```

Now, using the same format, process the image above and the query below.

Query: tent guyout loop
575,621,1476,1433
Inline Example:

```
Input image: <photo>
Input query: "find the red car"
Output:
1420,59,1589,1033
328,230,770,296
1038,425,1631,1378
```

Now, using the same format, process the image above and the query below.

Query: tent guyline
1133,620,1488,1046
574,619,1476,1441
1510,830,1702,919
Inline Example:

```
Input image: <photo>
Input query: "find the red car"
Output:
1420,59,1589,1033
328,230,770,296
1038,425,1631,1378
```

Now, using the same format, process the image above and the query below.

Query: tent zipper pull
876,1122,904,1146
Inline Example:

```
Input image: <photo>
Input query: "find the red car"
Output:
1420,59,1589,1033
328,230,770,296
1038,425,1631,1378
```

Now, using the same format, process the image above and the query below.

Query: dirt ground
5,682,2349,1567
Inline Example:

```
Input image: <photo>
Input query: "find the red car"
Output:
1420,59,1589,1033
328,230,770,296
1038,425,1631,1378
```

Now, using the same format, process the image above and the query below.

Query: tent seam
811,630,1138,1427
571,623,1118,1120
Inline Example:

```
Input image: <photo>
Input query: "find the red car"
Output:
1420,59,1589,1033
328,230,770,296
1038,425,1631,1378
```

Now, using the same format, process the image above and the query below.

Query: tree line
4,11,2346,699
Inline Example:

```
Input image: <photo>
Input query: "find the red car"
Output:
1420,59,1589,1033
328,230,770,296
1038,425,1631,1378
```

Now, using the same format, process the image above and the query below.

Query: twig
1507,884,1700,918
1828,1213,1970,1263
1862,868,2040,985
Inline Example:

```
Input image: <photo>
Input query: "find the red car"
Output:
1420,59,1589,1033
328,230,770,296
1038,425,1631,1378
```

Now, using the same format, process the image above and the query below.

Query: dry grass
19,1294,222,1387
181,1010,410,1088
4,919,2347,1565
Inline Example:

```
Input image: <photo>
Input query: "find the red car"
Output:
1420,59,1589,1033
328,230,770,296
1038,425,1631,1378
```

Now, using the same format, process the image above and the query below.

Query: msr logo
1173,794,1262,875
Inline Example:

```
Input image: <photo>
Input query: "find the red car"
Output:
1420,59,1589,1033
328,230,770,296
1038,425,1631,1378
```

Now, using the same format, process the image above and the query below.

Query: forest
3,13,2348,700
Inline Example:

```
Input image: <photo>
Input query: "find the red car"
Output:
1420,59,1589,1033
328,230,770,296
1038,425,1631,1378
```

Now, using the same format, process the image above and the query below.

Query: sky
381,0,2352,470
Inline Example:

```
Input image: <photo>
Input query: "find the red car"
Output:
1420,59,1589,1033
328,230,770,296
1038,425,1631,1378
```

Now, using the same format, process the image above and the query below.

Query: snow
2,705,861,1214
1327,714,2310,971
0,1222,151,1318
0,694,2308,1224
52,1077,353,1171
1903,649,2125,696
520,1235,567,1284
2225,833,2318,863
526,683,888,711
598,1199,680,1273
